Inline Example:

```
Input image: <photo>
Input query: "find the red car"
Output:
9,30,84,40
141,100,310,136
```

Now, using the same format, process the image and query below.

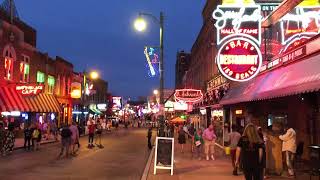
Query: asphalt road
0,128,152,180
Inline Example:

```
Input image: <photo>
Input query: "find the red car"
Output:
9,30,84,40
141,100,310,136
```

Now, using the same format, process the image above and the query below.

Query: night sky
16,0,205,98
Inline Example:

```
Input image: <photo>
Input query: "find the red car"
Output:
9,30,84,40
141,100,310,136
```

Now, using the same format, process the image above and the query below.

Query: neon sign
174,89,203,103
16,85,44,95
280,6,320,52
217,37,262,82
212,5,262,45
144,47,159,77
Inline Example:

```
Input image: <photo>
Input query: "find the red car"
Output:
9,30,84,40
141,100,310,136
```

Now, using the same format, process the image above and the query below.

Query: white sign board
154,137,174,176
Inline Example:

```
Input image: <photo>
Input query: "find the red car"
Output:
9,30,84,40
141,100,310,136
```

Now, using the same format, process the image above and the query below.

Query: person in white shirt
279,127,296,177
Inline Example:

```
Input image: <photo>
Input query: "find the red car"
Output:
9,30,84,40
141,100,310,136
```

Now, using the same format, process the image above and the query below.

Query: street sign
154,137,174,176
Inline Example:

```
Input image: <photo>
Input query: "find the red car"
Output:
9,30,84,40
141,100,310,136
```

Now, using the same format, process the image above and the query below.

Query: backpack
61,127,72,138
32,129,40,139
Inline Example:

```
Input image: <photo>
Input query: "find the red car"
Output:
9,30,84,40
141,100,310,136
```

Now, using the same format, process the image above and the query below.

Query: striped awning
0,86,61,113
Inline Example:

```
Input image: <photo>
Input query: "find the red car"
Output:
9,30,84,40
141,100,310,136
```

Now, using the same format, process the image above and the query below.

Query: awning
170,117,186,123
220,54,320,105
0,86,61,113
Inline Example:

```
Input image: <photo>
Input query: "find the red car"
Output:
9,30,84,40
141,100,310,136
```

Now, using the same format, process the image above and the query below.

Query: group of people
87,119,103,148
178,124,217,161
228,123,297,180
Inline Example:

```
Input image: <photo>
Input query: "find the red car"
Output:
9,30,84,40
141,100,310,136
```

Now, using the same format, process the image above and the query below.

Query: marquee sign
174,89,203,103
16,85,44,95
212,5,262,45
217,37,262,82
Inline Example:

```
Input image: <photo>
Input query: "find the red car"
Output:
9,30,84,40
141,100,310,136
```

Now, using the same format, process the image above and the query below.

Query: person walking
59,123,72,158
32,124,41,151
95,120,103,148
0,122,6,156
257,127,267,179
228,125,241,175
69,122,79,155
279,126,296,177
88,120,96,148
203,124,217,161
235,123,264,180
147,127,152,149
2,123,15,156
178,125,186,153
23,125,33,151
194,128,204,160
189,123,195,153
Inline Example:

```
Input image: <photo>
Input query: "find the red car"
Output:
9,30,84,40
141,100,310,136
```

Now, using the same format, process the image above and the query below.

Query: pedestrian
69,122,79,155
279,126,296,177
76,122,81,148
88,119,96,148
147,127,152,149
178,125,186,153
0,122,6,156
228,125,241,175
23,125,33,151
189,123,195,153
202,124,217,161
59,123,72,158
257,127,267,179
2,123,15,156
194,128,204,160
51,121,58,141
235,123,264,180
32,124,41,151
95,120,103,148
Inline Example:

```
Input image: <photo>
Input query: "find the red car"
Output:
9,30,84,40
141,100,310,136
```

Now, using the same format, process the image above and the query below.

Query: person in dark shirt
235,123,264,180
24,125,32,151
147,127,152,149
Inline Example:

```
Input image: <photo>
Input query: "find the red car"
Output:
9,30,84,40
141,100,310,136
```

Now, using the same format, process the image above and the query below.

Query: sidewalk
145,139,311,180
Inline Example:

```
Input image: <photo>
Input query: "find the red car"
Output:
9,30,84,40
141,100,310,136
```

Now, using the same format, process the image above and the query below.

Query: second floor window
37,71,45,83
3,45,16,81
47,76,55,94
20,56,30,83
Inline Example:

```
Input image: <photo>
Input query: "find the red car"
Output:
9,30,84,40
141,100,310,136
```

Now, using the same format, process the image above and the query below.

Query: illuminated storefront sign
144,47,159,77
173,101,188,111
112,97,122,110
97,104,107,111
212,5,262,45
70,82,82,99
217,38,262,82
280,6,320,52
174,89,203,103
16,85,44,95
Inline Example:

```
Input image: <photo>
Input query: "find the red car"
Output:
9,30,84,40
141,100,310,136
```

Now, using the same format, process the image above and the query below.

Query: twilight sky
15,0,205,98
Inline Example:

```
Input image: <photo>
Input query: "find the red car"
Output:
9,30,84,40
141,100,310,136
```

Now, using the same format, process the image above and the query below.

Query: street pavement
0,128,152,180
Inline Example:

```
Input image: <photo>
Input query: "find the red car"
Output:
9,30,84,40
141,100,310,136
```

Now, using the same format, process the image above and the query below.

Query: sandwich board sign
154,137,174,175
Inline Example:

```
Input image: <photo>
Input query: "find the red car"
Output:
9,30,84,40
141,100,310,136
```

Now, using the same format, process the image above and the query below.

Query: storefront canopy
0,87,61,113
170,117,186,123
220,54,320,105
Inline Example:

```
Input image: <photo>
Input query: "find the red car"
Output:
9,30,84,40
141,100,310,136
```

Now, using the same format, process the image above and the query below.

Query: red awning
0,86,61,113
220,53,320,105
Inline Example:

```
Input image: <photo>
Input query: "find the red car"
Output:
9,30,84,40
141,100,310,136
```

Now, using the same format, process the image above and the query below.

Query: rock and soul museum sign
213,2,263,82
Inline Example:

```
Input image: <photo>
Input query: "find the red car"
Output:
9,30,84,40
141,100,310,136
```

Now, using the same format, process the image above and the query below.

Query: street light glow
90,71,99,80
153,89,159,95
134,17,147,32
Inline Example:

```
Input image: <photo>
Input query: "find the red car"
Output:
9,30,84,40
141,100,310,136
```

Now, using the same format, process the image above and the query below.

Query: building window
3,45,16,81
37,71,45,83
47,75,55,94
20,55,30,83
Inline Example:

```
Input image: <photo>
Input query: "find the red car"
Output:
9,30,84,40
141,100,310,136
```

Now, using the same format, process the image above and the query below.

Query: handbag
195,140,201,146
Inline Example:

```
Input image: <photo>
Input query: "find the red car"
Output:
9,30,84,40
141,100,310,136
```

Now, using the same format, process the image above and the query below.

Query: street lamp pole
158,12,165,137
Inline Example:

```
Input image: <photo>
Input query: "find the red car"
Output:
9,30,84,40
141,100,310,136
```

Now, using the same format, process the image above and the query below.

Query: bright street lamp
134,12,165,137
134,17,147,32
89,71,99,80
153,89,159,95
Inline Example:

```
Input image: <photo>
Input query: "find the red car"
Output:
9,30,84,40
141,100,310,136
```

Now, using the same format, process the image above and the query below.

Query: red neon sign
174,89,203,103
217,37,262,82
16,85,44,95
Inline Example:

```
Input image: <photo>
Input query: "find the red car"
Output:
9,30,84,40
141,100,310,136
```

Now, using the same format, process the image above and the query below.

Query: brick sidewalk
146,140,311,180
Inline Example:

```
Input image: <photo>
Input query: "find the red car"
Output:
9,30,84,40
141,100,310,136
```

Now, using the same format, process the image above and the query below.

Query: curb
141,146,155,180
14,140,58,150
